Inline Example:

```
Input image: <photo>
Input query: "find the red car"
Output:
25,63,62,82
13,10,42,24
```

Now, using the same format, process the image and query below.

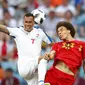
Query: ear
68,30,70,33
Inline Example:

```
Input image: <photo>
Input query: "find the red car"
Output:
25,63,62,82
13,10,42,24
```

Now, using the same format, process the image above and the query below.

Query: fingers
43,52,50,60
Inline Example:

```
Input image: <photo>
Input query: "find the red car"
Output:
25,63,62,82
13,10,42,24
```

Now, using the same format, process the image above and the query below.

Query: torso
55,60,74,75
13,27,51,61
52,40,85,75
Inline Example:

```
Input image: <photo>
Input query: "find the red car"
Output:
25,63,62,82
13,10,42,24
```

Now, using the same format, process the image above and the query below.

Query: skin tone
0,15,41,63
44,26,75,60
23,16,34,32
0,15,53,64
57,26,75,41
0,16,35,35
43,26,76,75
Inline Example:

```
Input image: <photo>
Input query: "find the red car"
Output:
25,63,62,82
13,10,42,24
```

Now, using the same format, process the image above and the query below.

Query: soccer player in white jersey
0,13,52,85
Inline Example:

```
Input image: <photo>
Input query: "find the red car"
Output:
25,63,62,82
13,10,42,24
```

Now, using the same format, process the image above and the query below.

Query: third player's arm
0,24,9,35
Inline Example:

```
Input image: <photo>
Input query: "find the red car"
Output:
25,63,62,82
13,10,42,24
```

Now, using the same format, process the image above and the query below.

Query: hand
43,52,50,61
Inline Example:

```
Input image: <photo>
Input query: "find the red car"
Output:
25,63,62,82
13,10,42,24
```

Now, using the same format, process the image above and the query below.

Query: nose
58,31,61,35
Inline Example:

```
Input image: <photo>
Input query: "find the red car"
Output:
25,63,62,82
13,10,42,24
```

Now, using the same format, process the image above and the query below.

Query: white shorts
25,71,38,85
17,59,38,85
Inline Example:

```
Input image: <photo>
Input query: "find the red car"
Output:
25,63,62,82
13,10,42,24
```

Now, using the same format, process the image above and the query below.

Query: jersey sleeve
7,27,19,37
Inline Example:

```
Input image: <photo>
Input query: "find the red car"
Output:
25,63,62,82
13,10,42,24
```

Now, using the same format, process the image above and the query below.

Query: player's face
23,16,34,32
57,26,70,40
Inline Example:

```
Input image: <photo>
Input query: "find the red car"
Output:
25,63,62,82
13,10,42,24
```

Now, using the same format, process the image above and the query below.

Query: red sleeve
52,43,58,51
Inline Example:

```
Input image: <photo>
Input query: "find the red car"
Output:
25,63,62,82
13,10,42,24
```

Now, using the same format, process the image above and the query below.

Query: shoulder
18,26,24,29
15,26,24,32
72,40,85,48
7,26,22,32
74,40,85,44
34,27,43,32
54,41,62,45
52,42,58,46
13,26,24,29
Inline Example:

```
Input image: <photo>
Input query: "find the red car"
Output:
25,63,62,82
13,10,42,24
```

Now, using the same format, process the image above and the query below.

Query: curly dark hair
56,21,75,37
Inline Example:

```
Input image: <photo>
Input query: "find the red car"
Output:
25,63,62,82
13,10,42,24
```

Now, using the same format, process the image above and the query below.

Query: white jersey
7,26,51,61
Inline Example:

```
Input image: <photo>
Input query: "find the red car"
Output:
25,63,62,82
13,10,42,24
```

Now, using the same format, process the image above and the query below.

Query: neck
65,35,75,41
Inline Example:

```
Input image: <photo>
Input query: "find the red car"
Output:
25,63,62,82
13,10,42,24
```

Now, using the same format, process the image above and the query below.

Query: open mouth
27,26,30,28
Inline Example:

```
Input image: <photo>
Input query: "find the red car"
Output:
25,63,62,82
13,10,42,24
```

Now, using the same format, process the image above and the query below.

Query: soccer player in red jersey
43,21,85,85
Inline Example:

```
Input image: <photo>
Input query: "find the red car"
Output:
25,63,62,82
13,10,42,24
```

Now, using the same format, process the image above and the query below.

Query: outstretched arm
0,24,9,35
38,50,55,63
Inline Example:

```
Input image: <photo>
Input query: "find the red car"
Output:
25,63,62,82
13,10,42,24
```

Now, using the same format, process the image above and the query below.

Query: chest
56,42,83,53
16,31,43,45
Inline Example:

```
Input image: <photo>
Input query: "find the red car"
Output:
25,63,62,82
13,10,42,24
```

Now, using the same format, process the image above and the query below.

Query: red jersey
52,40,85,74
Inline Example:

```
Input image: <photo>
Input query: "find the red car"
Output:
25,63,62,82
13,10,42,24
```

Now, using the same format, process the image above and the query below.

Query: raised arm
0,24,9,35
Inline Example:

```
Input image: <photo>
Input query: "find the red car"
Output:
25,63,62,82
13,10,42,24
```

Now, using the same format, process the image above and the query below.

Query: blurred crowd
0,0,85,85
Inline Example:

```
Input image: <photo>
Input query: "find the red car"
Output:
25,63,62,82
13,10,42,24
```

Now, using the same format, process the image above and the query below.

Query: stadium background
0,0,85,85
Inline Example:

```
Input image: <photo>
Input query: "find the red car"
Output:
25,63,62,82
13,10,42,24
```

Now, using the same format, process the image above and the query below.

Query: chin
60,37,65,40
27,30,31,32
59,37,63,39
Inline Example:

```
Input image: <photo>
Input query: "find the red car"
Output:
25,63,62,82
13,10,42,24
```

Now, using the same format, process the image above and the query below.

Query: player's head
5,68,13,78
23,13,35,32
56,21,75,40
